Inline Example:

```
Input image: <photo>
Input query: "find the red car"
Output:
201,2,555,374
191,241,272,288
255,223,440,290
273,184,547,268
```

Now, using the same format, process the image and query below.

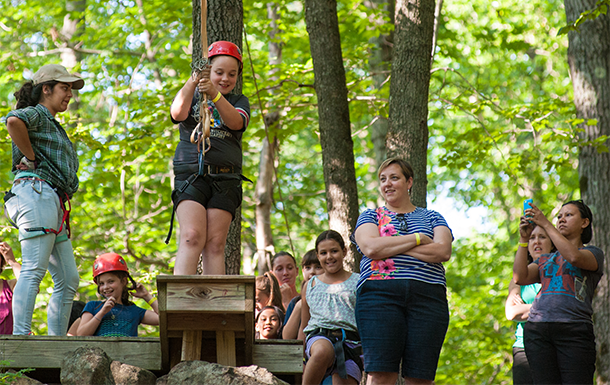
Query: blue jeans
356,279,449,380
4,179,79,335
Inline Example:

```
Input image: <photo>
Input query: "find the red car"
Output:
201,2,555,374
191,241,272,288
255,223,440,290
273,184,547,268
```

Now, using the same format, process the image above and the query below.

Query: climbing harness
4,177,72,238
305,327,363,379
165,168,251,245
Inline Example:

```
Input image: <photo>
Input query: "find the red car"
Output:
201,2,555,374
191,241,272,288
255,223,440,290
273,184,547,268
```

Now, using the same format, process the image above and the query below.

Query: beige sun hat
32,64,84,90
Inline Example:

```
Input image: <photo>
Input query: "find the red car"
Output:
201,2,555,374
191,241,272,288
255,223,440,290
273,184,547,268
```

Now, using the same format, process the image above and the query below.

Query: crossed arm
354,223,452,263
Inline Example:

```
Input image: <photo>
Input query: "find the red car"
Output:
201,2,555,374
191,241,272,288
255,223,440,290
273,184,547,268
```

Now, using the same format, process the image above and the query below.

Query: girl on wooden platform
298,230,362,385
0,242,21,334
78,253,159,337
169,41,250,275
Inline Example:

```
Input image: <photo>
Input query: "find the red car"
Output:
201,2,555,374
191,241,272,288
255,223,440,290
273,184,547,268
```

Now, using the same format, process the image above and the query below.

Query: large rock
2,370,43,385
60,346,115,385
156,361,289,385
111,360,157,385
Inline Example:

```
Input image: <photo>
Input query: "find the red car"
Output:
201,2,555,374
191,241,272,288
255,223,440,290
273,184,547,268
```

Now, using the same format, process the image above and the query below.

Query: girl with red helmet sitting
77,253,159,337
169,41,250,275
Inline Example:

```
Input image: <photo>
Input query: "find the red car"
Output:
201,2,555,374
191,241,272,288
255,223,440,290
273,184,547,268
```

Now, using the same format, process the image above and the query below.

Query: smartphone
523,199,533,214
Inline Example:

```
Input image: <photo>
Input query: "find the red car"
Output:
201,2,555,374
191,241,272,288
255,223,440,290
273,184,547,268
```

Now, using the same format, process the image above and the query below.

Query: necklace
108,304,124,322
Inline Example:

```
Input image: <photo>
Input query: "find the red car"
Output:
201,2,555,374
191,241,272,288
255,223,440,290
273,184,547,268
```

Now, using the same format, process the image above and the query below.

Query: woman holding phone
513,200,603,383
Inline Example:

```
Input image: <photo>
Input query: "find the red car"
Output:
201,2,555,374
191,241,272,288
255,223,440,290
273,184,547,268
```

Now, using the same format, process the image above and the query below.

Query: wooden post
157,275,255,370
181,330,203,361
216,331,236,366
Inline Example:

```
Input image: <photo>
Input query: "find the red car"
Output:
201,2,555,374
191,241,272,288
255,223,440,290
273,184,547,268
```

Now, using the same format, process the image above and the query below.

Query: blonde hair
377,157,414,181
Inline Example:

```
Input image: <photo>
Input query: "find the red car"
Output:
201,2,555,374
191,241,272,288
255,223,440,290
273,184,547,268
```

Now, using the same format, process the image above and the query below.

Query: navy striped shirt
352,206,452,289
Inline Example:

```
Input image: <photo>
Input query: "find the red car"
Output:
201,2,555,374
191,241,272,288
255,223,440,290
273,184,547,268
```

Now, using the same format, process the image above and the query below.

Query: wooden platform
253,339,303,375
0,335,303,383
0,335,162,370
157,275,255,370
1,275,304,383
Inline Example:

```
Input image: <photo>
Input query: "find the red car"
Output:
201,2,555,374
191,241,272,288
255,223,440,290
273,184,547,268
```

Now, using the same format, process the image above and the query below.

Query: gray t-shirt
172,92,250,172
529,245,604,323
303,273,359,334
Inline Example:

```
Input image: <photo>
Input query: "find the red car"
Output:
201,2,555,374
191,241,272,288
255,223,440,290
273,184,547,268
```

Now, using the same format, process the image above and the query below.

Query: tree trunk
193,0,244,275
304,0,361,272
255,136,276,274
564,2,610,383
386,0,436,208
367,0,394,170
61,0,85,112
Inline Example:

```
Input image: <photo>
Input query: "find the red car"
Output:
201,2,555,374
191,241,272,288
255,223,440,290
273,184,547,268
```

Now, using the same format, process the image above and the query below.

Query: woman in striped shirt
352,157,453,385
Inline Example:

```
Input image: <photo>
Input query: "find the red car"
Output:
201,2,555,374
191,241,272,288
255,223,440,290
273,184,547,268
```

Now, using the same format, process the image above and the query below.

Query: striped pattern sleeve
230,94,250,131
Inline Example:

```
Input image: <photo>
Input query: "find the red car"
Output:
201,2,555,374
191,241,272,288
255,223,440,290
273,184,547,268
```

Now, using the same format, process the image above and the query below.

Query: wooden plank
0,336,161,371
157,275,255,369
181,330,202,361
157,275,255,285
167,313,246,331
252,340,303,374
158,278,169,370
216,331,236,366
165,282,247,312
244,283,254,364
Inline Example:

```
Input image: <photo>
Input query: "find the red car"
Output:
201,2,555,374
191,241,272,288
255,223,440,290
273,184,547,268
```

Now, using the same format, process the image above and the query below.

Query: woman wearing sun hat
4,64,84,335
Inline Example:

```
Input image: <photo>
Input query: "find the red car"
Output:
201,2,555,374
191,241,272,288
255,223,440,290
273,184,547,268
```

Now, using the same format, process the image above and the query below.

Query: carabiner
31,179,42,194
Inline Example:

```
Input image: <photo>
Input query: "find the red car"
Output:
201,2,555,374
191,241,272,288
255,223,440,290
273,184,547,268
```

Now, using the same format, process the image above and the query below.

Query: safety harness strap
306,328,363,380
164,172,252,244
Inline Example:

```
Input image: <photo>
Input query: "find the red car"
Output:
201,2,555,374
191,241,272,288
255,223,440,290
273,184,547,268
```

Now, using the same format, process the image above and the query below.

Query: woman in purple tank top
0,242,22,334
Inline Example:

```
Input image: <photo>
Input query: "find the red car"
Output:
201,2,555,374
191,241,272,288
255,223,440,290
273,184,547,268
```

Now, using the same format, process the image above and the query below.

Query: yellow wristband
518,242,528,248
415,233,421,246
212,91,222,103
147,297,157,306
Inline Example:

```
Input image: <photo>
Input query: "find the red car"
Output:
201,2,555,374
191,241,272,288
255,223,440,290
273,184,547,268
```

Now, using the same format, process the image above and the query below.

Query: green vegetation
0,0,595,383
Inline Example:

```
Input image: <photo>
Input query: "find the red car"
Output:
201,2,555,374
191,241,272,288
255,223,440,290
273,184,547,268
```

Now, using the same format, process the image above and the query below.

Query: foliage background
0,0,587,382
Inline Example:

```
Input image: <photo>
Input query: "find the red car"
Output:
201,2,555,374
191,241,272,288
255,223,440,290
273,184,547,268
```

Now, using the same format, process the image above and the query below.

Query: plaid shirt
6,104,79,197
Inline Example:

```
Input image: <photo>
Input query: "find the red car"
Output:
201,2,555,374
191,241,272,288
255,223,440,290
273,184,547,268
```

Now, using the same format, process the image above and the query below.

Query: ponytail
13,80,58,109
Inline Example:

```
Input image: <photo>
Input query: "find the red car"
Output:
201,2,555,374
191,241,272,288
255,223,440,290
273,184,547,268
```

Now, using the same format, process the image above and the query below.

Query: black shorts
172,172,242,219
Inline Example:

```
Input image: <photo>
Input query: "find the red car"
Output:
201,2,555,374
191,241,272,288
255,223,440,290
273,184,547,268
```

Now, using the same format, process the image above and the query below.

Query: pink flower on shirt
370,259,397,280
380,224,397,237
378,259,396,274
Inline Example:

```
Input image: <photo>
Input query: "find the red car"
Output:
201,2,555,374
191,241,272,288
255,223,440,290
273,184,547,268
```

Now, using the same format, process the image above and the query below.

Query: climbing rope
190,0,211,159
243,24,296,261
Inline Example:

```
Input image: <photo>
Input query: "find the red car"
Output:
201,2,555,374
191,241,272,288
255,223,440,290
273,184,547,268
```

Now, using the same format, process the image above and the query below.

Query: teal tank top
514,283,541,348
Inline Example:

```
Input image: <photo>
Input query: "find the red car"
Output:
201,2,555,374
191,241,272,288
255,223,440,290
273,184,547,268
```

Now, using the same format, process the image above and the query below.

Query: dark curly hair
14,80,59,109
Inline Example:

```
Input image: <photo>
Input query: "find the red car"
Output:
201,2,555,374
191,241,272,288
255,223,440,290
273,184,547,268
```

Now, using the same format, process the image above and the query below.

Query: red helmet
208,41,243,71
93,253,129,281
